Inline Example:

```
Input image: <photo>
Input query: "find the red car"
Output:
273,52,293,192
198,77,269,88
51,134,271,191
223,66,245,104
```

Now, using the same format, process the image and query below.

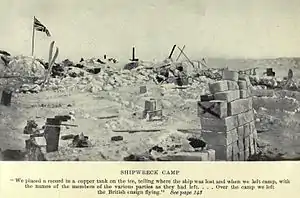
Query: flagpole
31,16,35,56
31,16,36,86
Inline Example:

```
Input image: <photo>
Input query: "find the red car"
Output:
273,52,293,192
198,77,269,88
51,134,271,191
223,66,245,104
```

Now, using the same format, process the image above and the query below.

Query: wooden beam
175,45,186,61
177,129,202,133
97,115,119,119
44,123,78,127
177,46,195,67
112,129,163,133
130,46,139,61
168,44,177,59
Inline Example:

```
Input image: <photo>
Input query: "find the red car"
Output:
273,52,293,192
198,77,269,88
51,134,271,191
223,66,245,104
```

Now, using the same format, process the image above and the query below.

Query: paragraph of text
10,177,291,196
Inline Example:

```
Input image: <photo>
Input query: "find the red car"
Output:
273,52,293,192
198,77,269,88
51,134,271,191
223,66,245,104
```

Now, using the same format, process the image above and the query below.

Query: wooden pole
176,45,186,61
168,44,177,59
112,129,163,133
130,46,138,61
177,46,194,67
31,16,36,56
132,47,135,60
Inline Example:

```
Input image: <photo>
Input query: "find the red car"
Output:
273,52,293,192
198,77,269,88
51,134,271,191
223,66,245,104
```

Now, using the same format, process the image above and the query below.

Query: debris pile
19,84,42,93
5,55,46,78
0,50,11,68
48,59,223,93
154,131,193,153
3,50,300,97
0,53,228,95
0,54,222,94
23,120,39,135
249,70,300,91
0,50,11,57
123,131,198,161
0,55,11,67
197,69,222,80
70,132,90,148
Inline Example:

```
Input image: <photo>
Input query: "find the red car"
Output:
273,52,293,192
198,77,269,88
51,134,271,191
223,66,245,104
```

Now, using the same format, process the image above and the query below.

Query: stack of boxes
198,70,258,161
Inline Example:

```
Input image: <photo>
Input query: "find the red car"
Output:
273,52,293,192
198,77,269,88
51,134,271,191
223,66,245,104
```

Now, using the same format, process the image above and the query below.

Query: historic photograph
1,1,300,161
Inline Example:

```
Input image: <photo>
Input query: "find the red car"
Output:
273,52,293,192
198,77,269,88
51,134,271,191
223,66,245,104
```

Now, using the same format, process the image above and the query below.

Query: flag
33,16,51,37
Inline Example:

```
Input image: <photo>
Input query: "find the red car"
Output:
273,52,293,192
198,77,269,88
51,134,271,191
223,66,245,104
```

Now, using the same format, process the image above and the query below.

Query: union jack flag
33,16,51,37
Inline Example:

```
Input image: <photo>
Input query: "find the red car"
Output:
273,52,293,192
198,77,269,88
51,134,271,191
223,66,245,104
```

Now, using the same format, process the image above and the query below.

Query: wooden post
130,46,139,61
177,46,195,67
176,45,186,61
132,47,135,60
1,88,12,106
168,45,176,59
44,118,61,153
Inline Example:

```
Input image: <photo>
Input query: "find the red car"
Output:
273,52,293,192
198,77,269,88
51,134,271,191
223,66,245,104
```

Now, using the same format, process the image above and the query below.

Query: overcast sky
1,0,300,61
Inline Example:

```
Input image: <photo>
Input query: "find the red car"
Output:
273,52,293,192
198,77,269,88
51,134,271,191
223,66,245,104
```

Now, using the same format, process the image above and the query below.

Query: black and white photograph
1,0,300,161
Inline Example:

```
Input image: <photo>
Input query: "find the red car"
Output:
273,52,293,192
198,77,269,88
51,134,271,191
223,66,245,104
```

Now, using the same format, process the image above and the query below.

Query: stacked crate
198,70,258,161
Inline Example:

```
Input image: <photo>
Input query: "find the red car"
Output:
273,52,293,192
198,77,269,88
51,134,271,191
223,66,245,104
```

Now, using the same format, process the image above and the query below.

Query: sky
1,0,300,61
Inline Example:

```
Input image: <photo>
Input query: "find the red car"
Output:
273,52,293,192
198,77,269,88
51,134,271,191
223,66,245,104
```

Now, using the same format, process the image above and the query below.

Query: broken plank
58,123,78,127
54,115,72,122
29,133,45,138
168,44,177,59
177,129,202,134
177,46,195,67
61,134,75,140
145,66,154,69
97,115,119,119
44,124,78,127
155,63,171,69
172,86,189,89
112,129,163,133
176,45,186,61
177,128,201,131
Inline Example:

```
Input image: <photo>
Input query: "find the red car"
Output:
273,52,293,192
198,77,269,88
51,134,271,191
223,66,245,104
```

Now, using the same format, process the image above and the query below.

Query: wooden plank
97,115,119,119
112,129,163,133
168,44,177,59
44,123,78,127
175,45,186,61
61,134,75,140
172,86,189,89
177,128,201,131
177,46,195,67
177,129,202,134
